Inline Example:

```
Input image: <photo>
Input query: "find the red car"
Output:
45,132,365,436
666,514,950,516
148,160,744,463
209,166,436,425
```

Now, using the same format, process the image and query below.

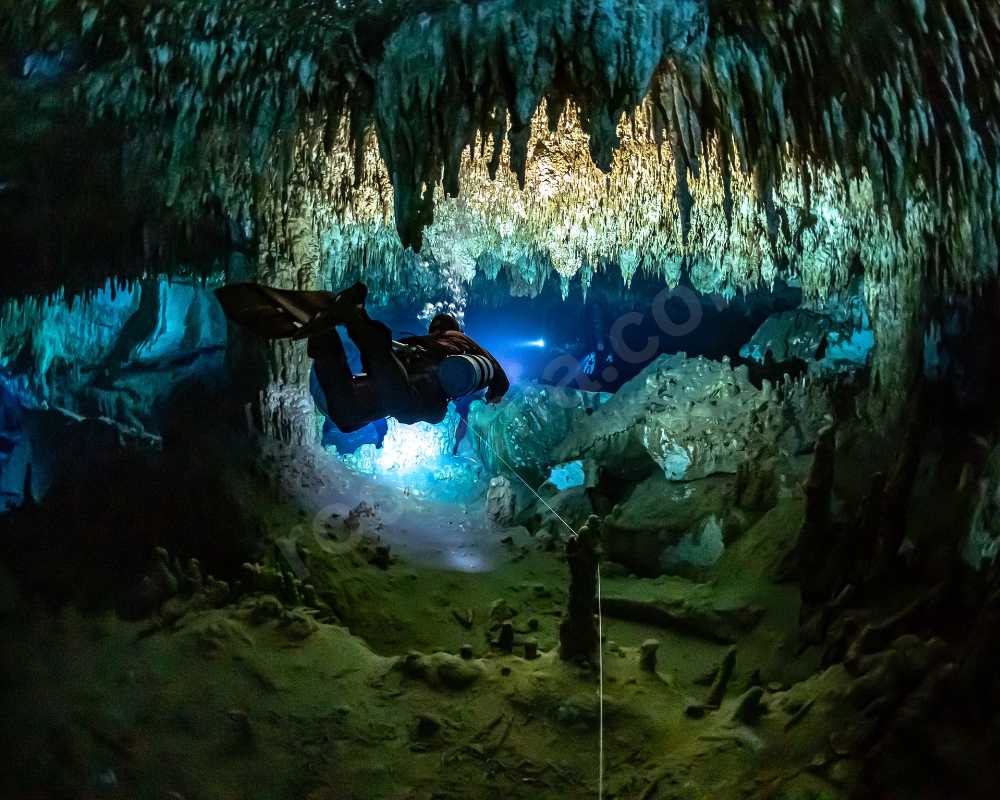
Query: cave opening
3,2,1000,799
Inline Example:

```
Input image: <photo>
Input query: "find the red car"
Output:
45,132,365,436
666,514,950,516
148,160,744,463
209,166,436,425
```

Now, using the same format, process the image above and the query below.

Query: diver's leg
308,330,353,390
309,330,379,432
343,311,448,424
344,313,417,410
326,377,385,433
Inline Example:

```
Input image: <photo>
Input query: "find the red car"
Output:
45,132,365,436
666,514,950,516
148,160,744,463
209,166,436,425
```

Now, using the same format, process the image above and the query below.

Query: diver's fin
289,282,369,340
214,283,339,340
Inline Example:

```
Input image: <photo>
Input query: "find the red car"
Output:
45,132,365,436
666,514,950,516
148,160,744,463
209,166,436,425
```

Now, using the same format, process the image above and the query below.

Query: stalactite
5,0,998,304
3,0,999,427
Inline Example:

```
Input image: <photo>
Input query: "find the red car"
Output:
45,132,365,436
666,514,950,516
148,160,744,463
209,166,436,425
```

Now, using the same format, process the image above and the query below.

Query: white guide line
466,423,605,800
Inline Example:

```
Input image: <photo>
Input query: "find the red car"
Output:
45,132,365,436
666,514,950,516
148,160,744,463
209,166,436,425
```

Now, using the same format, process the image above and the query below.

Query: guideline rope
466,423,605,800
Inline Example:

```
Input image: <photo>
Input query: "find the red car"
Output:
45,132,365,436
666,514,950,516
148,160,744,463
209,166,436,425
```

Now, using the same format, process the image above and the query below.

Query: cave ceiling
1,0,998,303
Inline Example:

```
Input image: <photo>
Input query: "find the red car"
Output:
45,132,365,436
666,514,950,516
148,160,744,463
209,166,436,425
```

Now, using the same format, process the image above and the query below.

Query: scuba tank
435,354,495,399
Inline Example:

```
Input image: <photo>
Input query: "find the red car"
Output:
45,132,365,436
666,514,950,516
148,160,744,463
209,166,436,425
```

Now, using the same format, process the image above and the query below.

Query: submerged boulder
485,475,516,526
641,358,765,480
741,282,873,375
602,473,735,576
555,353,833,482
555,354,764,481
468,383,609,486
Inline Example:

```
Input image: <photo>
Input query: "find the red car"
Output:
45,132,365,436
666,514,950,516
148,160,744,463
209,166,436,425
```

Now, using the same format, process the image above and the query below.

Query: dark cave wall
0,279,229,504
0,69,235,298
0,279,227,426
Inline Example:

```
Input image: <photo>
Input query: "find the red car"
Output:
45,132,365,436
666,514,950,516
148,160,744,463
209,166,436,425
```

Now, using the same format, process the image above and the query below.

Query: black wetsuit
309,312,509,433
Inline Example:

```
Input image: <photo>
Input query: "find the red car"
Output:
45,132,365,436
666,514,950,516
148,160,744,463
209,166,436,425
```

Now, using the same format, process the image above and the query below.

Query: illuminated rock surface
0,279,226,433
5,1,1000,403
556,353,830,481
468,382,610,485
2,2,1000,799
602,472,736,576
741,281,874,374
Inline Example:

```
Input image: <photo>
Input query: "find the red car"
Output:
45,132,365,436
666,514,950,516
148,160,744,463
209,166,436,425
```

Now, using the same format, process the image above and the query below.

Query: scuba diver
215,281,510,433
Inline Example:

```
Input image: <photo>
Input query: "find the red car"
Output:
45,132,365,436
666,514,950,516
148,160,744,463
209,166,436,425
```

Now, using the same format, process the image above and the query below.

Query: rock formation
555,353,830,482
601,472,734,576
4,0,999,437
559,514,601,662
0,279,227,436
485,476,516,527
468,383,609,486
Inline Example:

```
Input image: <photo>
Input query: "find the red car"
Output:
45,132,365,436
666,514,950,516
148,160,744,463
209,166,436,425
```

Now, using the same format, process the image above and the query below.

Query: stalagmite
731,687,766,725
705,646,738,709
782,425,837,605
640,639,661,673
558,514,602,662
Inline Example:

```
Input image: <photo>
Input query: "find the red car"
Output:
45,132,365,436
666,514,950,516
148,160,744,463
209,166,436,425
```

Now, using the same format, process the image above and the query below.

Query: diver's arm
484,358,510,404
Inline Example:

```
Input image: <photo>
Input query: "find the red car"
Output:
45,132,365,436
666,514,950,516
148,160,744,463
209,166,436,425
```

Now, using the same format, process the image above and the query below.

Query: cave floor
0,443,855,800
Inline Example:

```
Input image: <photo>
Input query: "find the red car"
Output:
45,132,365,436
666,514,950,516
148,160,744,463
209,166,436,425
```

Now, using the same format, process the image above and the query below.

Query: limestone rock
0,279,226,437
518,487,594,544
401,651,484,690
559,515,601,662
555,354,828,482
128,546,189,618
345,502,376,530
602,472,734,576
485,476,516,527
488,599,517,625
735,454,779,512
741,281,873,375
731,687,766,724
555,701,602,728
469,384,610,486
281,609,319,641
191,618,253,659
249,595,284,626
151,547,179,599
602,591,763,645
640,639,660,672
241,562,285,596
705,647,738,708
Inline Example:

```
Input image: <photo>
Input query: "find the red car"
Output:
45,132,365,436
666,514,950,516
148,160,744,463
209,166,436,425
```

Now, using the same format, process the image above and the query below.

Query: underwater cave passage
3,1,1000,799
